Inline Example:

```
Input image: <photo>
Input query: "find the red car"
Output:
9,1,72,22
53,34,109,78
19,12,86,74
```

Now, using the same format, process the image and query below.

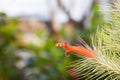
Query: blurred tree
0,12,6,17
53,0,96,30
0,12,6,26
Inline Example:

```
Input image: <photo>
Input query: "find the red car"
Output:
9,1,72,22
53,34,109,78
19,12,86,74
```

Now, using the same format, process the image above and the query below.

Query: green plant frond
68,1,120,80
69,58,120,80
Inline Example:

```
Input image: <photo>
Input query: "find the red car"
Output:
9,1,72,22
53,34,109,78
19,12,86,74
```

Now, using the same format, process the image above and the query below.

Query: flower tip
55,43,64,47
55,43,59,47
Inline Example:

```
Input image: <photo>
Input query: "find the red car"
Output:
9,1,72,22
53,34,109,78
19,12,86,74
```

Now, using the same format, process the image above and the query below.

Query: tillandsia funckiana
56,1,120,80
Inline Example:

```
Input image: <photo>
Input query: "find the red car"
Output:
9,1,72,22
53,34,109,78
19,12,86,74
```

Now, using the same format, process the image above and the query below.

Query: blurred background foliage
0,0,105,80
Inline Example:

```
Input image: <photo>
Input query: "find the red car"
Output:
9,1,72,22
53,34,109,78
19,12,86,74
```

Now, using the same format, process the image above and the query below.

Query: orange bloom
56,41,95,58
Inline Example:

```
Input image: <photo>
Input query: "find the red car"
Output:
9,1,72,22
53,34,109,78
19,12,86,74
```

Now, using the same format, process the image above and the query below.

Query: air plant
56,1,120,80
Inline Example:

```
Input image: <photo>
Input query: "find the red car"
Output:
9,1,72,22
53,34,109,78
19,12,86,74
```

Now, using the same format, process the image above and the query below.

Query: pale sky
0,0,93,23
0,0,50,19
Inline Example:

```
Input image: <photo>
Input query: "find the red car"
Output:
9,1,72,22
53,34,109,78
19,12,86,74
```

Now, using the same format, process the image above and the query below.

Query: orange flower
56,41,95,58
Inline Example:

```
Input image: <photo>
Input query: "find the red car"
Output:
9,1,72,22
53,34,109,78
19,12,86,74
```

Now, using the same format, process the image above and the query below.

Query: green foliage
0,18,21,80
0,17,70,80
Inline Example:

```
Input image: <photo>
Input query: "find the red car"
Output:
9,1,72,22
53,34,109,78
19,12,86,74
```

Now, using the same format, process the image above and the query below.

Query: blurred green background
0,0,105,80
